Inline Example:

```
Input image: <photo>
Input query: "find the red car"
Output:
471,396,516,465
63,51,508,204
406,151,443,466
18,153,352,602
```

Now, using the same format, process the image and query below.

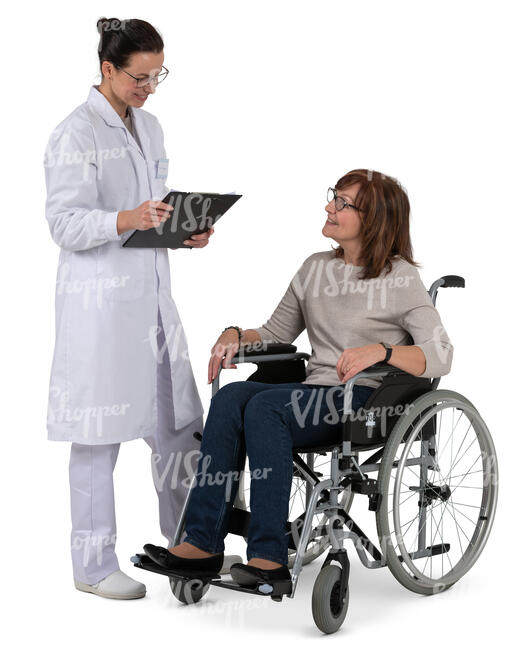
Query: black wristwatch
379,342,393,363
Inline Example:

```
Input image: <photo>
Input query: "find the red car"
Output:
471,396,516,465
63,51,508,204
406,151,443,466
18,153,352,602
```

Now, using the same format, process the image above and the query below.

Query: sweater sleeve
44,120,121,252
252,277,306,344
397,266,454,378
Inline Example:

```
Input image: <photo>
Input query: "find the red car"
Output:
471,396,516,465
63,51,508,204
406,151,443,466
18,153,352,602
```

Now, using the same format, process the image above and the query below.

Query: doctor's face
104,51,165,107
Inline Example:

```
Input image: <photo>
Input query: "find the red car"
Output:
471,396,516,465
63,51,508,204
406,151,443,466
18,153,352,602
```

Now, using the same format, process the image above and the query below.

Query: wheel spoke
443,500,473,544
447,502,478,529
444,422,476,481
448,455,483,501
388,489,417,514
436,408,464,464
448,469,483,481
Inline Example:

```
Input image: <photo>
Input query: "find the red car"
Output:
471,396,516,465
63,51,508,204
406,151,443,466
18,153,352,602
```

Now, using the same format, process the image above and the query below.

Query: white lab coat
44,85,204,444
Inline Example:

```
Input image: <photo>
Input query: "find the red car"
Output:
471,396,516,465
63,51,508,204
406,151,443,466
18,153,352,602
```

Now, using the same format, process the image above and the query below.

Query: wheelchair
132,274,498,634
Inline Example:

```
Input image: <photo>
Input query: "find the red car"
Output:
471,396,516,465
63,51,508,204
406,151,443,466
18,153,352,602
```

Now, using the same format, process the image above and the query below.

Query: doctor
44,17,213,599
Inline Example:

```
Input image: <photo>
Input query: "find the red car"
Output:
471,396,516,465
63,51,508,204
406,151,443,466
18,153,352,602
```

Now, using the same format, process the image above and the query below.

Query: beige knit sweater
252,251,454,389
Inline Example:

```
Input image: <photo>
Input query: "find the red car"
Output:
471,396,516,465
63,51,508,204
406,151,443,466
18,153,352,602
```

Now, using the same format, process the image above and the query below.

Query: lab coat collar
87,84,127,129
87,85,150,161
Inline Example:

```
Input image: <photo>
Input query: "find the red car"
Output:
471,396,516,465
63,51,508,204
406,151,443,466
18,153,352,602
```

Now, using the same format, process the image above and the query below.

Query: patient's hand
336,344,386,383
208,329,240,383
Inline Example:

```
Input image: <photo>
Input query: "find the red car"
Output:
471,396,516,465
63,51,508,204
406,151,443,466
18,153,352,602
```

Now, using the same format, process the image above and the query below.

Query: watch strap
380,342,393,363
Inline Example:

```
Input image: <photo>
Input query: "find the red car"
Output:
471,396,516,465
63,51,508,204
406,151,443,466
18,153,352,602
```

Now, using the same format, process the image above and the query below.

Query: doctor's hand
336,344,386,383
183,226,215,248
208,327,239,384
117,200,174,234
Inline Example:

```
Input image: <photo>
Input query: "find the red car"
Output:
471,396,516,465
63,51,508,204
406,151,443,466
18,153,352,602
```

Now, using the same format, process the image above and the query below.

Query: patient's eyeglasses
327,187,364,212
115,65,169,88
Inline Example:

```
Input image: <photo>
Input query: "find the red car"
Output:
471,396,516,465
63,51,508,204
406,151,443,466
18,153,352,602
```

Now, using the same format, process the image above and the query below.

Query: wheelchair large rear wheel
376,389,498,595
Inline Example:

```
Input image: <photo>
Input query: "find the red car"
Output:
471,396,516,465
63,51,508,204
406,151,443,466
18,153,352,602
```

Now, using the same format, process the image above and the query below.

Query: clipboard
122,190,242,248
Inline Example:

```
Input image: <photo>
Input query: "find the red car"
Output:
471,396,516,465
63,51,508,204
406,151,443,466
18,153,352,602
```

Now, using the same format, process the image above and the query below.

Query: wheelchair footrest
131,554,292,599
130,554,220,582
210,576,292,599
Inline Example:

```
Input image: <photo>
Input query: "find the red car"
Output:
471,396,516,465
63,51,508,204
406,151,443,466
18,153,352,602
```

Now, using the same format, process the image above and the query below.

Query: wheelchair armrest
342,362,415,415
358,362,410,377
239,343,298,356
213,344,310,395
231,343,310,364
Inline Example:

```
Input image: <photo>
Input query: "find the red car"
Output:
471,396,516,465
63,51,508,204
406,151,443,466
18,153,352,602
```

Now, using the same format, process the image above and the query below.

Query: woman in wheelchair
143,168,454,589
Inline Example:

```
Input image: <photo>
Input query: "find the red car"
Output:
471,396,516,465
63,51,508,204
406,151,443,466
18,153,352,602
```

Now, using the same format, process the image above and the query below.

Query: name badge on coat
156,158,169,179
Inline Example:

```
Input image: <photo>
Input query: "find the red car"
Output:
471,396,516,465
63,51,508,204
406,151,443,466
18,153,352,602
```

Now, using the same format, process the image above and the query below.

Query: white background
1,0,526,646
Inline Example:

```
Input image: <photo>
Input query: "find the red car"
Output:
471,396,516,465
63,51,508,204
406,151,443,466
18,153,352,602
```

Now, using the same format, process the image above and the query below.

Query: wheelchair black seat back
132,274,498,635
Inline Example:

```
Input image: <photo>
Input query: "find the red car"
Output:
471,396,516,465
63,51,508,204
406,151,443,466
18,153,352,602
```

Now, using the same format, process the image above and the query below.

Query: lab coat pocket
96,244,146,301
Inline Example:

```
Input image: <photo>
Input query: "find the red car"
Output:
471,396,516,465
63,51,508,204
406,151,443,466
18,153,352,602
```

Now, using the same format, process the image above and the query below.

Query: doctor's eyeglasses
115,65,169,88
327,187,364,212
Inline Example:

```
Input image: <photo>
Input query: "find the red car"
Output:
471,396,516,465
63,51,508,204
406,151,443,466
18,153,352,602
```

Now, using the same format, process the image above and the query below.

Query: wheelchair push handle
440,275,465,288
428,274,465,306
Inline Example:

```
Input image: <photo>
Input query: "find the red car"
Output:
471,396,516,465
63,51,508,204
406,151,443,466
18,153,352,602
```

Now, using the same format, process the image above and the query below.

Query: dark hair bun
96,17,122,34
96,17,164,70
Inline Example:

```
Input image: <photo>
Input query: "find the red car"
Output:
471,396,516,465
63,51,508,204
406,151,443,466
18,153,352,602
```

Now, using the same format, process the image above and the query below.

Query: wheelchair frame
132,273,498,633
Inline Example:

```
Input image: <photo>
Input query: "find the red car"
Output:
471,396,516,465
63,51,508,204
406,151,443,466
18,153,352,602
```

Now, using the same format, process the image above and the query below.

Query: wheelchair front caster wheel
312,565,349,634
170,576,210,604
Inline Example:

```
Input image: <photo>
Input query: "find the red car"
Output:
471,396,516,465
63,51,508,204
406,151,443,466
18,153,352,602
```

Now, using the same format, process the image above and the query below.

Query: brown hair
333,169,420,280
96,17,164,71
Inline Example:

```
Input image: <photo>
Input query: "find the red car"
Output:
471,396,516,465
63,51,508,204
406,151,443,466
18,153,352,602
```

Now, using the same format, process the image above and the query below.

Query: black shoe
143,544,224,576
229,562,291,587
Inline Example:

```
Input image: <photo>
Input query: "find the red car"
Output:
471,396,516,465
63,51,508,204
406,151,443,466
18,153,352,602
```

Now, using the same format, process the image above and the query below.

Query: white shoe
220,555,244,575
74,570,146,600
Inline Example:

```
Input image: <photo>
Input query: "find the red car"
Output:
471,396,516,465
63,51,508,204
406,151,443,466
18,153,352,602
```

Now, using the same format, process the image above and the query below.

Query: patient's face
322,183,363,245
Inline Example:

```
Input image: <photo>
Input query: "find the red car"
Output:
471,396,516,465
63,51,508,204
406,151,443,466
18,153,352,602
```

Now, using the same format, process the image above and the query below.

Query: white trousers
68,311,203,584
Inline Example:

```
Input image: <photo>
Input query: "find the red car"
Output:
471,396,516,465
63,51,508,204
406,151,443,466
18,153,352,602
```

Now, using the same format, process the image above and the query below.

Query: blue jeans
183,380,375,566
